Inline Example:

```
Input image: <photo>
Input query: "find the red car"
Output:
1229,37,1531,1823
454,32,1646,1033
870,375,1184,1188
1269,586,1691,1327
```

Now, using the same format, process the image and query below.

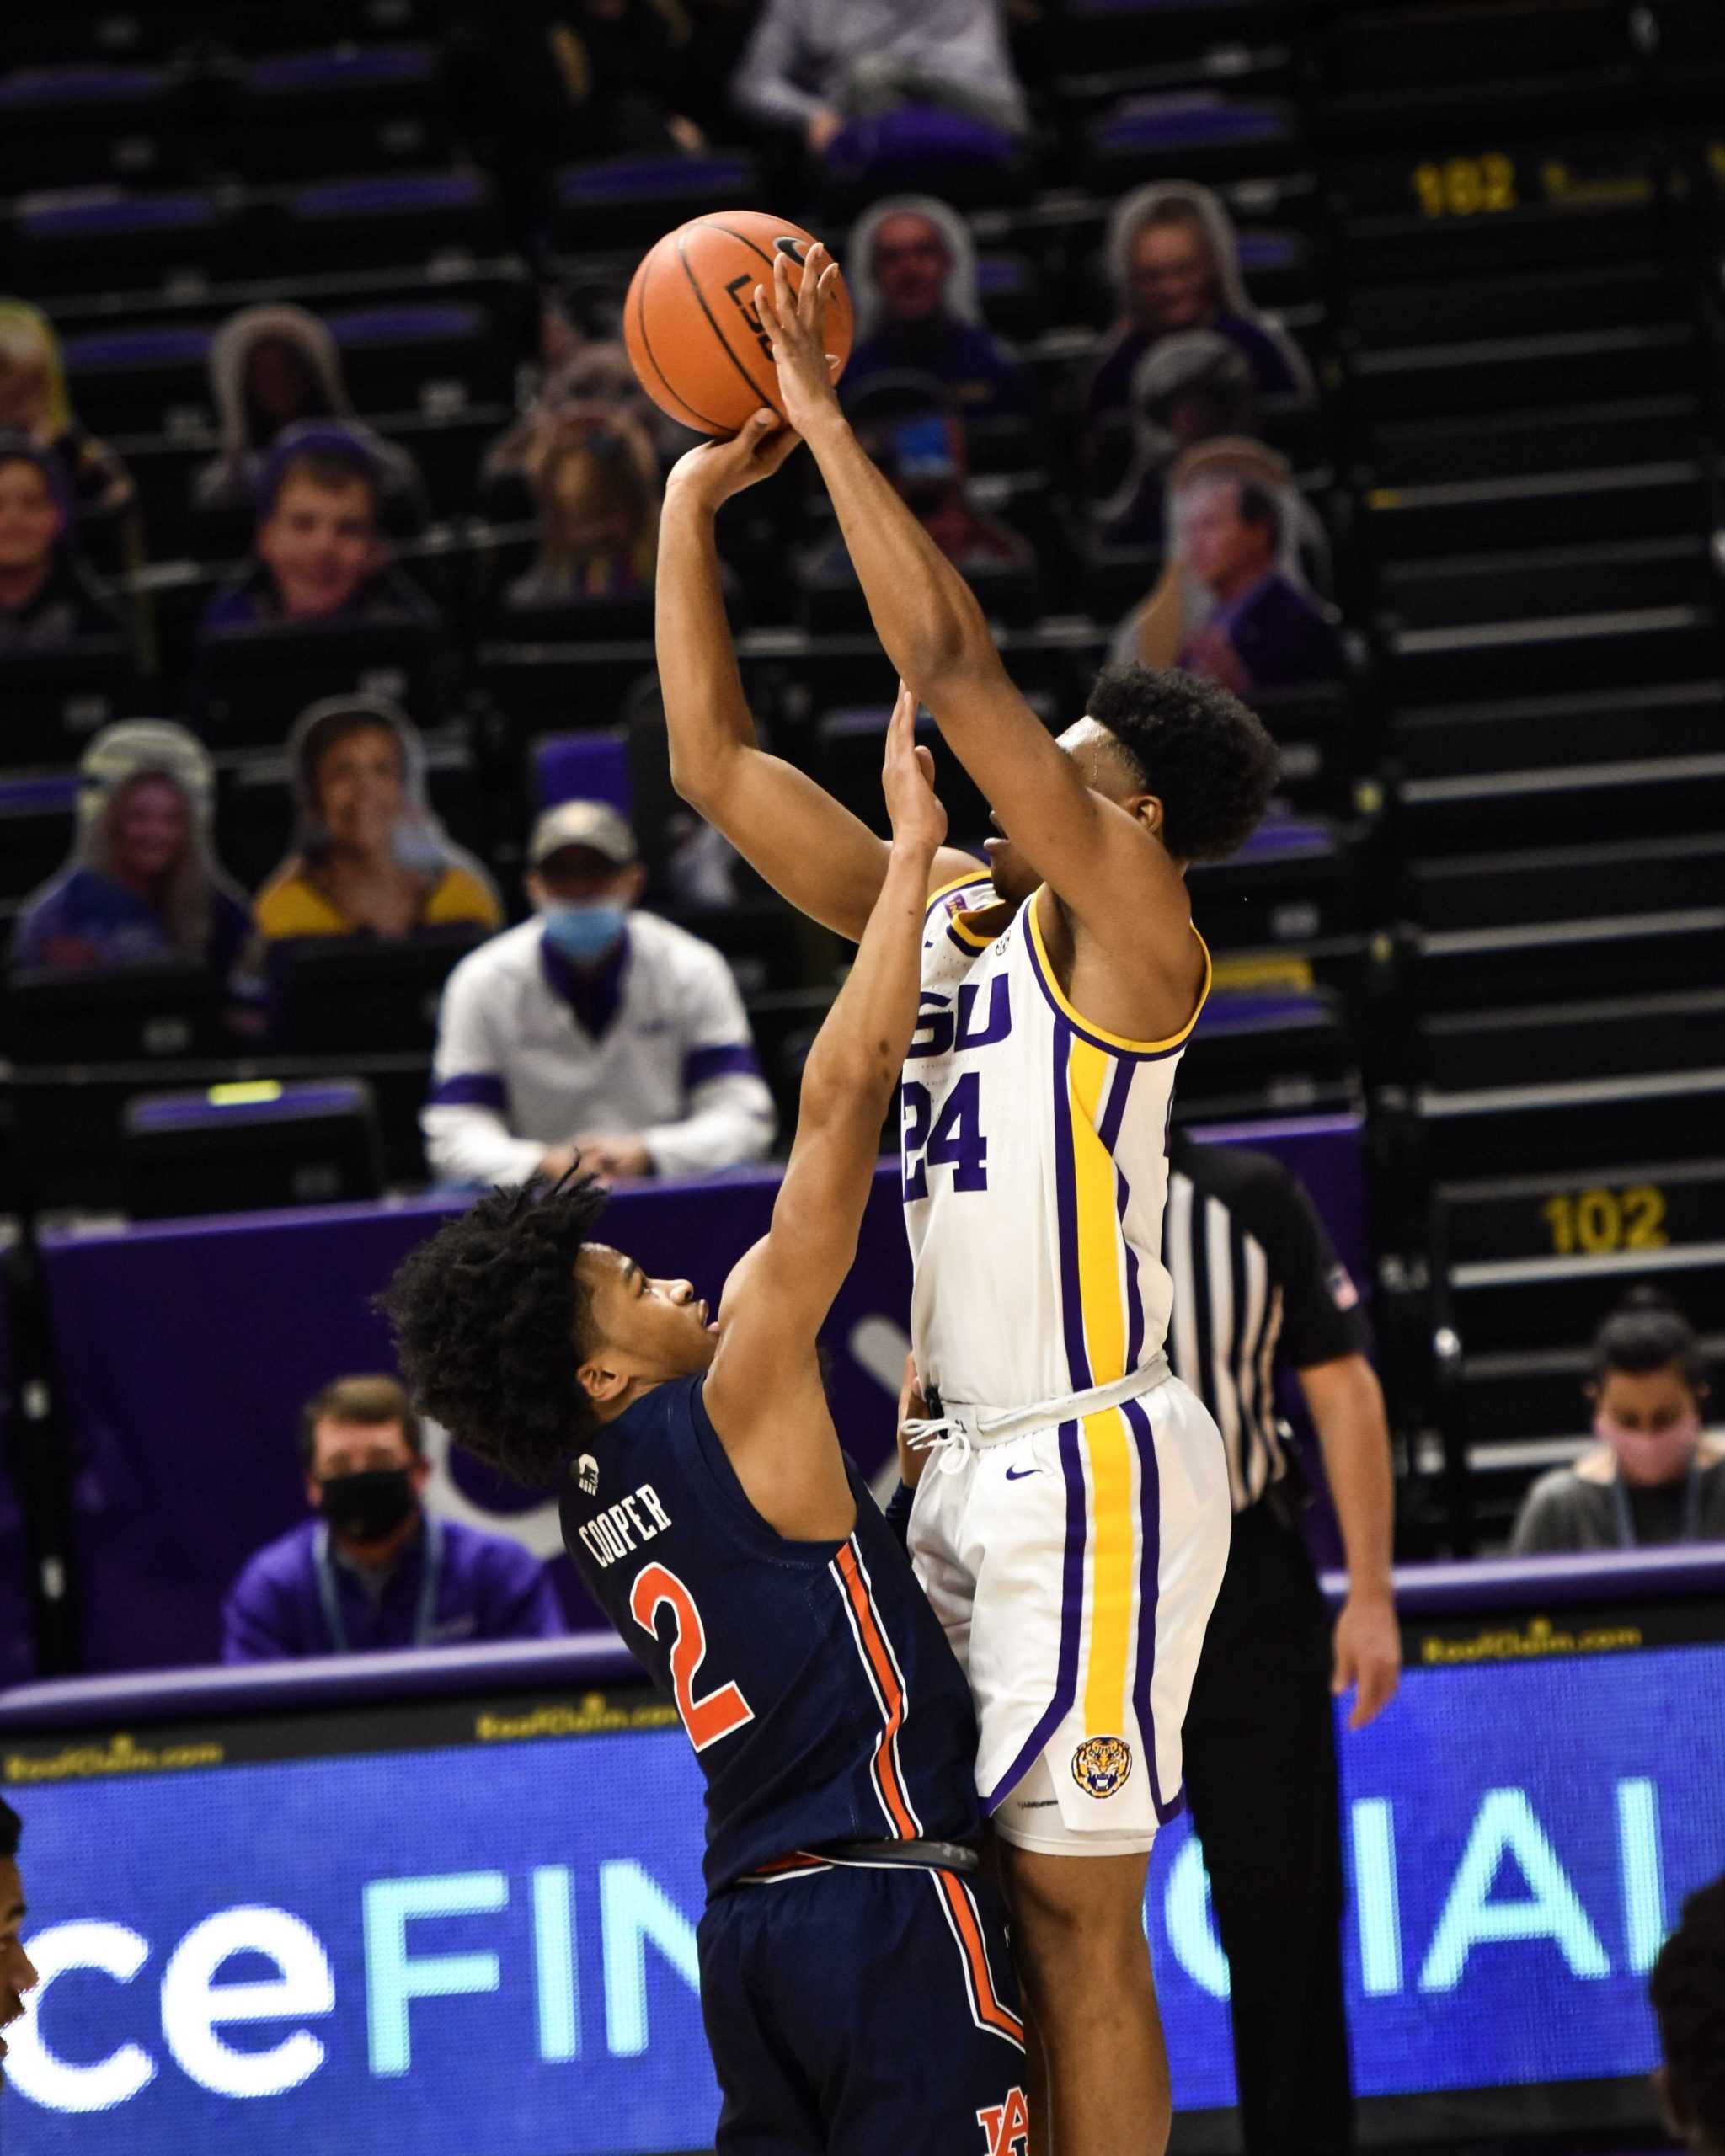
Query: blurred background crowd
0,0,1722,1646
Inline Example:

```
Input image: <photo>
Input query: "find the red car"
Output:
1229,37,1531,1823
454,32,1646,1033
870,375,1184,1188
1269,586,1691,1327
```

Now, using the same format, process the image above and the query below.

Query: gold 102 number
1412,154,1518,218
1540,1186,1668,1257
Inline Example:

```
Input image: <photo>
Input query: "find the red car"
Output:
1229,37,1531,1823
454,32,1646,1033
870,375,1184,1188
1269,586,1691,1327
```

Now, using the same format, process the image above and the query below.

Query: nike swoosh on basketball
1004,1465,1039,1481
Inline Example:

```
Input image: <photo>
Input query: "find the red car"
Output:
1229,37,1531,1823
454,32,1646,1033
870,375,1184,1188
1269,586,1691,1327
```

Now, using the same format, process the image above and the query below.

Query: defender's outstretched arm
704,687,943,1507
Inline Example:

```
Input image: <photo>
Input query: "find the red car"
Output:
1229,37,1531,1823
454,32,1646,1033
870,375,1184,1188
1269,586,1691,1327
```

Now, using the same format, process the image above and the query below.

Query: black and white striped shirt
1161,1131,1369,1513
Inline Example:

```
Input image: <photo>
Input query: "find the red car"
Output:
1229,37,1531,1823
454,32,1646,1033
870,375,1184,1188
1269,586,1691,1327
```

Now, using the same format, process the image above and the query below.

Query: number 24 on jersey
901,1074,989,1200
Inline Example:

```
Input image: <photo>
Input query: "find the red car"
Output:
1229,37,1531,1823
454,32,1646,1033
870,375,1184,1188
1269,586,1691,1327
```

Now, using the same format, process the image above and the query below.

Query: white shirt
422,913,777,1187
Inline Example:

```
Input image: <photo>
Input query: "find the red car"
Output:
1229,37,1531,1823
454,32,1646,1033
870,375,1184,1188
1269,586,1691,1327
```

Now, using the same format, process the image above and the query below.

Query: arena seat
224,45,446,179
12,188,247,296
8,1052,434,1209
59,323,215,438
275,169,504,274
1416,978,1725,1092
190,616,451,742
1314,0,1638,139
549,153,764,251
477,642,660,747
326,302,510,417
1084,92,1303,188
1173,984,1358,1121
0,645,146,770
1186,814,1356,958
0,776,79,903
531,730,632,817
1057,0,1295,77
809,707,992,846
0,62,191,191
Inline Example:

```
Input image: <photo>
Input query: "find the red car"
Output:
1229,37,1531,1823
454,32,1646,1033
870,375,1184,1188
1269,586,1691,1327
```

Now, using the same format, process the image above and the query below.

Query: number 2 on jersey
901,1072,989,1200
630,1562,755,1752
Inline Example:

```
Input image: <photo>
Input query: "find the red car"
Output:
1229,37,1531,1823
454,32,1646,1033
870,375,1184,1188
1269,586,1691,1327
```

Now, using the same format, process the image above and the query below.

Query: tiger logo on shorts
1071,1735,1133,1798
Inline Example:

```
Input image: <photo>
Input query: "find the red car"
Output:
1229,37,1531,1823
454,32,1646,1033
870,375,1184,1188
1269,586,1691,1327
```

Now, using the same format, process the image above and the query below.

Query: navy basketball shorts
697,1858,1030,2155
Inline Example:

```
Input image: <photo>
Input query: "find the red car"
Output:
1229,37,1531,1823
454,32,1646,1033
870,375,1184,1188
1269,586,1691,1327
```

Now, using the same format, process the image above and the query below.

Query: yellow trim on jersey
1082,1406,1136,1742
1065,1036,1135,1739
1028,888,1212,1054
922,868,992,919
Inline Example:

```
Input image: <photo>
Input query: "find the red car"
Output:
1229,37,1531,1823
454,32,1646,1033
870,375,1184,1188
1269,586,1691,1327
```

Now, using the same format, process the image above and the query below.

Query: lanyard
1606,1460,1702,1550
315,1515,443,1652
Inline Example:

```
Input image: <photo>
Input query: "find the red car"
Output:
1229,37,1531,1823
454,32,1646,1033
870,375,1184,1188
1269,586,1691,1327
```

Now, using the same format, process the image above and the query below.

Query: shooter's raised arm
756,247,1205,1030
656,417,975,941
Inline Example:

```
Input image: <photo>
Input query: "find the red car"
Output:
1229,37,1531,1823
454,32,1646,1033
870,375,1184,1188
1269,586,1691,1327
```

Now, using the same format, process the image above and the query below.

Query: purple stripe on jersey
1124,1393,1184,1823
1049,1019,1093,1394
982,1417,1087,1813
1096,1062,1146,1368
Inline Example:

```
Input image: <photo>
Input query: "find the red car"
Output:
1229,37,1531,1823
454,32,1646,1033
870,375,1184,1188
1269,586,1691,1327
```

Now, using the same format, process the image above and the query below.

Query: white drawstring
901,1416,975,1476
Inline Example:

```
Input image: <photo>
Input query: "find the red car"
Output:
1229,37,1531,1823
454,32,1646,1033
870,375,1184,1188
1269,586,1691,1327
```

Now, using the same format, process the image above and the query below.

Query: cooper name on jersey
574,1481,674,1571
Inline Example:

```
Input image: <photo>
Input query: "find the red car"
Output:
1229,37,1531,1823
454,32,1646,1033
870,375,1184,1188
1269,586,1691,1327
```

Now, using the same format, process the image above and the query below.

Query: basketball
624,211,854,436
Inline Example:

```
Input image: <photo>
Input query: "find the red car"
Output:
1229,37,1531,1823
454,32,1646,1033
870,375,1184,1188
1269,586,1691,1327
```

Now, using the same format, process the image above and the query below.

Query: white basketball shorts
908,1372,1231,1855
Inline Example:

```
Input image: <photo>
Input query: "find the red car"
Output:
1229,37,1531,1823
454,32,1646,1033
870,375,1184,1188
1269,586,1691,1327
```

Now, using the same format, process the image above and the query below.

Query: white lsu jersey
904,873,1211,1415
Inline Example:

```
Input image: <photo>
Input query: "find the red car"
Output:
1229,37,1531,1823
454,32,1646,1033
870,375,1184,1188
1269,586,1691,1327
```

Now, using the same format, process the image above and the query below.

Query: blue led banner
5,1639,1722,2152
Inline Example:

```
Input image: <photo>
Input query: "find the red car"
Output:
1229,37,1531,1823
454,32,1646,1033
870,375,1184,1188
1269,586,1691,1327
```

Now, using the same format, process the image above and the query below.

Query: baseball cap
528,799,638,871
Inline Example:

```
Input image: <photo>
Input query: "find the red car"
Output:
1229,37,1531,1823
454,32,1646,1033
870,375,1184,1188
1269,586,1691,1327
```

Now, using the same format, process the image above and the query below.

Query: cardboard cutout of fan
624,211,853,436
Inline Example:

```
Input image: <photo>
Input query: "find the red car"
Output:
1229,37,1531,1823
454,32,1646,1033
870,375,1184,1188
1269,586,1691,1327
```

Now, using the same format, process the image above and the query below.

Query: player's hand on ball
881,680,946,853
666,408,802,508
756,242,845,436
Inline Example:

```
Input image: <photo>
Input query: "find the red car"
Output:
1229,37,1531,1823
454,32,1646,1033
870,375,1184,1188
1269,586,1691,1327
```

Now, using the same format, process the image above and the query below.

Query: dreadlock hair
378,1172,610,1487
1650,1871,1725,2153
1084,661,1279,865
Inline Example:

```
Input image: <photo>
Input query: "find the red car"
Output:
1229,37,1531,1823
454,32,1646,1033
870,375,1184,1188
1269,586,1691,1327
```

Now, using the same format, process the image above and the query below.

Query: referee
1164,1127,1401,2156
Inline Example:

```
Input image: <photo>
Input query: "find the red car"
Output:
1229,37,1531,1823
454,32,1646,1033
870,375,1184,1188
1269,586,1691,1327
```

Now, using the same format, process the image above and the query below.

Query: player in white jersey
655,248,1279,2155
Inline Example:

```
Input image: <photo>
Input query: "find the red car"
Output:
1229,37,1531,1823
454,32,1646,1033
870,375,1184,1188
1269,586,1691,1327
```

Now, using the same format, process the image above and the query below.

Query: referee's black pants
1181,1498,1353,2156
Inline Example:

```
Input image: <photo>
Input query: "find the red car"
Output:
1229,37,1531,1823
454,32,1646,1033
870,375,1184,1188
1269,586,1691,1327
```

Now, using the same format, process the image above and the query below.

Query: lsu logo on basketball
723,238,805,364
1072,1735,1133,1799
976,2087,1031,2154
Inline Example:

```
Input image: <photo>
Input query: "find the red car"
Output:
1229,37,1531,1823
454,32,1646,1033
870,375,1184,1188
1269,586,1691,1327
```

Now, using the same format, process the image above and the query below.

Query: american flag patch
1327,1262,1359,1311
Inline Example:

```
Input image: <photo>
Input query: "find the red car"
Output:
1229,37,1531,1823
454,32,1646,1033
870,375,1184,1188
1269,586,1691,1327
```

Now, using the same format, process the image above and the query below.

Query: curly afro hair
378,1172,610,1488
1650,1871,1725,2150
1084,661,1279,864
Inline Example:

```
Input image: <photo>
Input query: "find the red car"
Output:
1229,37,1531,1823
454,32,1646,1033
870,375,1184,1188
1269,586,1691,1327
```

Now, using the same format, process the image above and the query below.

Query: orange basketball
624,210,853,437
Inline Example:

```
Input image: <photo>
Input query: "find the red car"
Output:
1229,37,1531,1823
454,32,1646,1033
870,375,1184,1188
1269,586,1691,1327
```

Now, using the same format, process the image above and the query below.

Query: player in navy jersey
384,691,1028,2156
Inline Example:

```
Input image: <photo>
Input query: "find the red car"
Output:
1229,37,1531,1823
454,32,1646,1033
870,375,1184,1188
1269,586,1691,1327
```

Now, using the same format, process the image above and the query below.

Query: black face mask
318,1467,416,1544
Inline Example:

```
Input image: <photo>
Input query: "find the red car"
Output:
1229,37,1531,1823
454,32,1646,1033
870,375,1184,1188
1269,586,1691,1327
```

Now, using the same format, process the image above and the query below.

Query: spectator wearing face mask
1510,1289,1724,1554
12,721,250,978
423,798,776,1188
253,696,502,947
842,195,1027,424
197,424,437,638
192,303,425,527
0,434,125,653
221,1374,565,1662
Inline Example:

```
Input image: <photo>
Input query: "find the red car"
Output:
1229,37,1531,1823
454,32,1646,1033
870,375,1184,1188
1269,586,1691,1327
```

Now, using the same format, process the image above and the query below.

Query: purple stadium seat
1086,92,1299,184
550,152,762,247
532,732,634,819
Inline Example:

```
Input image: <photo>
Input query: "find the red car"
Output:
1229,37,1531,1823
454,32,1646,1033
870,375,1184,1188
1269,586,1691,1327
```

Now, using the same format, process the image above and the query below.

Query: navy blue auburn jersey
560,1374,982,1895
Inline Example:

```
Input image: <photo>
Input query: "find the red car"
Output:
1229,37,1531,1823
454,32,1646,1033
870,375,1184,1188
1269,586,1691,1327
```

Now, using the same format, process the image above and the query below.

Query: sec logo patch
1071,1735,1132,1798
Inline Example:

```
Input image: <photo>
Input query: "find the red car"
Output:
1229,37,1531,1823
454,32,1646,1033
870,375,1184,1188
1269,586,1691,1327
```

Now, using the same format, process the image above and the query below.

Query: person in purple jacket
221,1374,565,1662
